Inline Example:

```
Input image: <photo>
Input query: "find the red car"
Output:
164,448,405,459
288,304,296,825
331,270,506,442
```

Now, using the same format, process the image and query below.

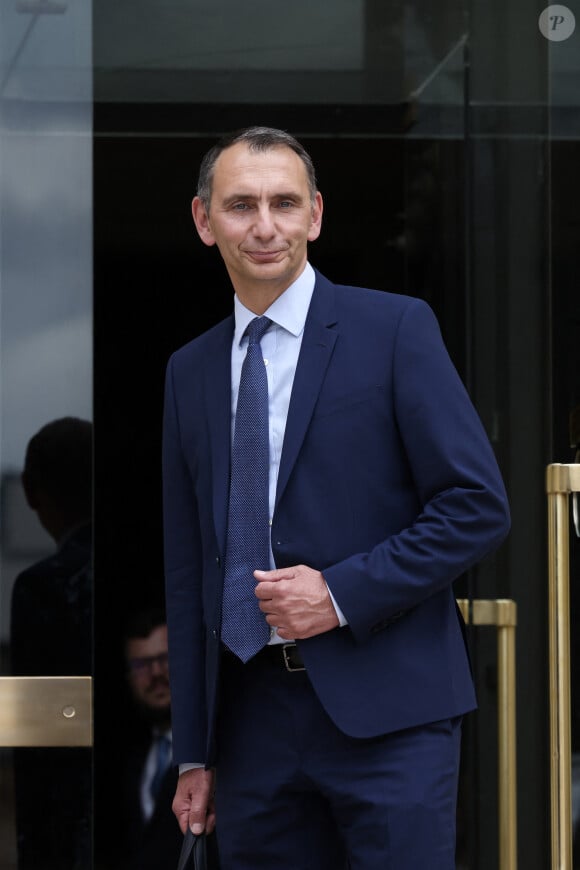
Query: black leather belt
223,641,305,672
261,642,305,672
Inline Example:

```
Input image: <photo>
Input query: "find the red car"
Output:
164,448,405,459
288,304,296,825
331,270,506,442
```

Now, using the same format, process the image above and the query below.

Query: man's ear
191,196,216,247
307,191,324,243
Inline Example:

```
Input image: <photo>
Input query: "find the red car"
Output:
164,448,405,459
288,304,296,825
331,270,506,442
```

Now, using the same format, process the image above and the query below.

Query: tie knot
245,316,271,346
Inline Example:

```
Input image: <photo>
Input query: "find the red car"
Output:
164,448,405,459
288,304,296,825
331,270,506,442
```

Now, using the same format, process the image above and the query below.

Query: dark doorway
92,116,468,864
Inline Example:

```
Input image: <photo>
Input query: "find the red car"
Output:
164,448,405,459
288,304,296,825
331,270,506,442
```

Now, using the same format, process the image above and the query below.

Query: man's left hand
254,564,339,639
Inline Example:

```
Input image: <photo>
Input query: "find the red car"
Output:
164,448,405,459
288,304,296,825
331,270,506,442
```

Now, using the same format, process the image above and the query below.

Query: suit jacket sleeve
322,296,510,642
162,354,208,763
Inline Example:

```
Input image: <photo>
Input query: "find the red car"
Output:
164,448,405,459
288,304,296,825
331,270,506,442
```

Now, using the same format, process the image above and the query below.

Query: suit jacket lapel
276,273,338,507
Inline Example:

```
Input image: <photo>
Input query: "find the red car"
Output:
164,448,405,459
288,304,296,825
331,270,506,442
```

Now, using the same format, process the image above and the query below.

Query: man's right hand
172,767,216,835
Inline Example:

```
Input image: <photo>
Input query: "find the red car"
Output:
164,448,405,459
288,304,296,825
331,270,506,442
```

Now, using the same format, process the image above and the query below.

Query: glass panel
91,1,569,867
94,0,371,104
545,6,580,866
0,1,93,868
462,6,552,866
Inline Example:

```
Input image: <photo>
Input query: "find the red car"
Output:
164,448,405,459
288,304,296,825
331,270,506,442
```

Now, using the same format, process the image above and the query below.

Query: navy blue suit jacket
162,270,510,766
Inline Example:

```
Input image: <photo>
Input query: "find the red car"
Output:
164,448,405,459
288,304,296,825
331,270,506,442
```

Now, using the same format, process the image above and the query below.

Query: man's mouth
245,250,284,262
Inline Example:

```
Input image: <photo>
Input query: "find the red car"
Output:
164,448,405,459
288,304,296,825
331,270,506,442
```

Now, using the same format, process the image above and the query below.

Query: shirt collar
233,262,315,346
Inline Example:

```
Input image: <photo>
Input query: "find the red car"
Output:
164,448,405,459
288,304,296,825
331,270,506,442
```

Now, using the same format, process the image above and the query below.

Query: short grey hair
196,126,318,212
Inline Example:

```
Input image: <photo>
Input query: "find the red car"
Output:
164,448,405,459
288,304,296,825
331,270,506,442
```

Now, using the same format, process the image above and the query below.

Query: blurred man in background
10,416,93,870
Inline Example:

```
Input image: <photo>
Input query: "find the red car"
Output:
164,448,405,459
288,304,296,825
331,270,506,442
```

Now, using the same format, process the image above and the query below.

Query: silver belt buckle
282,643,305,672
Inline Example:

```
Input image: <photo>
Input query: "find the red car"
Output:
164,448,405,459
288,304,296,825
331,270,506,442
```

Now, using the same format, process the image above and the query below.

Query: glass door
545,5,580,867
0,2,93,867
91,0,547,866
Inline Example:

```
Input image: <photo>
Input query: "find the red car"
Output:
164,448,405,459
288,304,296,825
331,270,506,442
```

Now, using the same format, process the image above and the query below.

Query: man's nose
252,206,276,237
150,655,168,675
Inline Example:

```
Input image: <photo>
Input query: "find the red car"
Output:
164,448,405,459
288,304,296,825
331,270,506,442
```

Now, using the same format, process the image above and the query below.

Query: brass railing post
457,598,518,870
546,463,580,870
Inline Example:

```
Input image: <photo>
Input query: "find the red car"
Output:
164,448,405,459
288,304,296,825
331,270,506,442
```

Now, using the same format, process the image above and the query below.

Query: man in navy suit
162,126,511,869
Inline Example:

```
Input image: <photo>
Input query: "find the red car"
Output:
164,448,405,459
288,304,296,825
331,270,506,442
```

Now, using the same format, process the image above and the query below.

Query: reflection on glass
0,2,93,868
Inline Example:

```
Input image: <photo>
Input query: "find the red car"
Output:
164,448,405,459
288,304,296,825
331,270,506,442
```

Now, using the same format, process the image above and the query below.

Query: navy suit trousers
214,649,462,870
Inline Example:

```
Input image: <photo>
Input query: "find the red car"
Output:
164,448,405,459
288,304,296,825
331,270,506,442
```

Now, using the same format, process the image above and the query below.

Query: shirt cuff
327,586,348,626
179,763,204,774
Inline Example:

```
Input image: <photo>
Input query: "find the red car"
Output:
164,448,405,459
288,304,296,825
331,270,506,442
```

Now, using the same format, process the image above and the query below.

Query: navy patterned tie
221,316,272,662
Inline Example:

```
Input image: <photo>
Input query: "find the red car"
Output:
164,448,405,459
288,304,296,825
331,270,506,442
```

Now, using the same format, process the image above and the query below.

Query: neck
234,284,286,314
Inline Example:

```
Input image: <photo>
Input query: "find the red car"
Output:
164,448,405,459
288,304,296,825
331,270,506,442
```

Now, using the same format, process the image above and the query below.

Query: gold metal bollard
457,598,518,870
546,463,580,870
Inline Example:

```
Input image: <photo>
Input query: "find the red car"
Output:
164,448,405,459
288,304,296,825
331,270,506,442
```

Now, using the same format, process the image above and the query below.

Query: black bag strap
177,829,207,870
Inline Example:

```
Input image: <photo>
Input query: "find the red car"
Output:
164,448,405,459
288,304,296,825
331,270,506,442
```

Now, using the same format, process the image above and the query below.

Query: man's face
126,624,171,716
192,142,323,304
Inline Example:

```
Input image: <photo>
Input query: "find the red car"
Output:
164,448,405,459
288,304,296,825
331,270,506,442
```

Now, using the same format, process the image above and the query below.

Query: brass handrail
0,676,92,746
546,463,580,870
457,598,518,870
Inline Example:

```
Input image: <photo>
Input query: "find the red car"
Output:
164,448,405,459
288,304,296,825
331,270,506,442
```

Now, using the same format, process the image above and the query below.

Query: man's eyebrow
274,191,305,203
221,193,254,207
221,191,305,207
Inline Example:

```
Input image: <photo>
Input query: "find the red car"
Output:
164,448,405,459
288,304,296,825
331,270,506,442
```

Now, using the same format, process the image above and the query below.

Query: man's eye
232,202,251,211
278,201,293,209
